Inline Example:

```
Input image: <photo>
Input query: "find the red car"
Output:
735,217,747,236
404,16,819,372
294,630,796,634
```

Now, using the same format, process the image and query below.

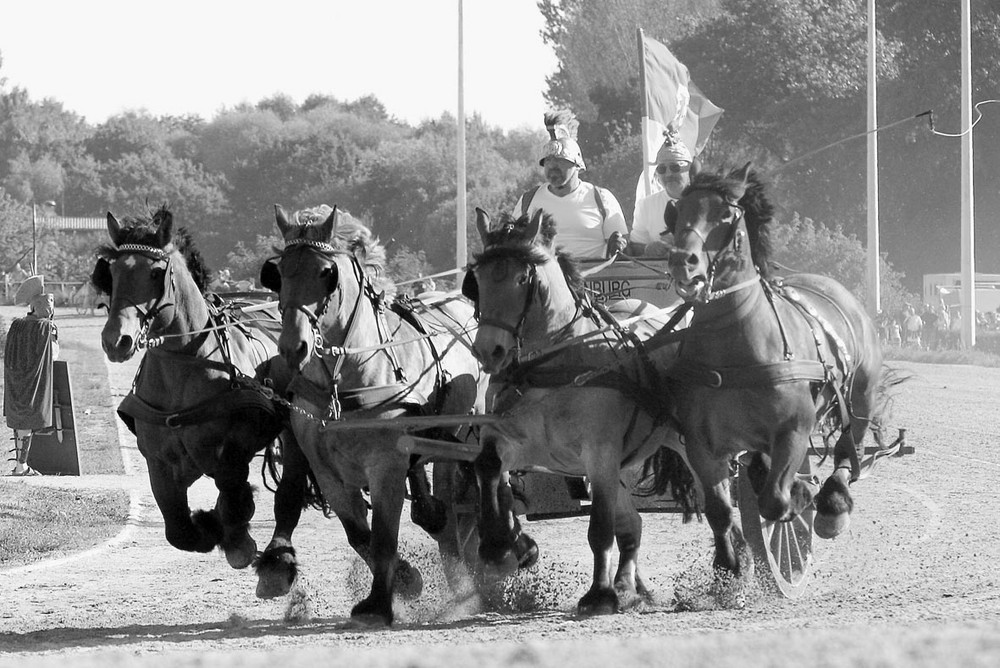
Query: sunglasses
656,162,691,174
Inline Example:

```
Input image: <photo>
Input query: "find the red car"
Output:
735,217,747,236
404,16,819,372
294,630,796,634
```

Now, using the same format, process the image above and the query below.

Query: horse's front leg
350,460,409,627
473,433,525,578
687,446,742,574
577,462,620,615
213,434,258,569
146,456,221,554
754,429,812,524
612,478,650,606
257,428,306,599
814,421,865,539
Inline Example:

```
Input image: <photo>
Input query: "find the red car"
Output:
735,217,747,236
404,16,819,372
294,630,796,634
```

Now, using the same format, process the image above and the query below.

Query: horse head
465,208,581,373
95,205,208,362
665,162,773,303
264,204,383,372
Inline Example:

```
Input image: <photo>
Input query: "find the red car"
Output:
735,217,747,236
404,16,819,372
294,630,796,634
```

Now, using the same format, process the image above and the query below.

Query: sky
0,0,558,131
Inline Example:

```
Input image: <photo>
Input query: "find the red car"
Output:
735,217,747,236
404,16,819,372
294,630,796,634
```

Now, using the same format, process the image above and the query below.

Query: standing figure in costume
510,111,629,260
630,126,699,257
4,275,59,476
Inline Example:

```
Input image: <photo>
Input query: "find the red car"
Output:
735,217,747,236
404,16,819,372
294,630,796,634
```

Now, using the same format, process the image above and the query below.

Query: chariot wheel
738,455,815,598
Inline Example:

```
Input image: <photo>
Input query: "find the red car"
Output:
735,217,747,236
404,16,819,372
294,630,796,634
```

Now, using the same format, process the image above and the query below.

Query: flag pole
637,28,652,198
866,0,881,319
456,0,468,271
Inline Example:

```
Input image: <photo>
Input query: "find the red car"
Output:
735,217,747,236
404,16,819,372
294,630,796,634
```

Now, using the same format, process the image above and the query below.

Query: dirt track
2,313,999,667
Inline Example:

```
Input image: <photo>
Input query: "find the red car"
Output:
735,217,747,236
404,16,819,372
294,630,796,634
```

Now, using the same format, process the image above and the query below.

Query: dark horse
463,208,694,615
259,204,495,626
661,163,887,577
93,205,310,598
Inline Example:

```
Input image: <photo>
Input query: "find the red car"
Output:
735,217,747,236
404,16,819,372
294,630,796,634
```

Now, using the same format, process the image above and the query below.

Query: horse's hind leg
147,458,221,554
407,455,447,535
257,430,306,599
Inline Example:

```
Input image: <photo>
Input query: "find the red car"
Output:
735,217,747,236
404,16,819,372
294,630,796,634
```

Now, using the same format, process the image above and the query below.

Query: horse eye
150,267,165,282
516,271,530,286
320,266,334,279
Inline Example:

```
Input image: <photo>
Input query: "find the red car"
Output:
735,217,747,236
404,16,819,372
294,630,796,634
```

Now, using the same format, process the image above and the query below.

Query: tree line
7,0,991,317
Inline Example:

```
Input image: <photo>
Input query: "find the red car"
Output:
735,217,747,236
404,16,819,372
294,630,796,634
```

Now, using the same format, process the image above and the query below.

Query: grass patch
0,482,130,569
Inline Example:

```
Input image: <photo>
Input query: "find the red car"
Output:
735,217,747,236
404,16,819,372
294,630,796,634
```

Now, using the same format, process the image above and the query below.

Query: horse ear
526,209,544,245
730,161,753,201
475,208,491,245
274,204,293,239
91,259,113,296
320,205,338,242
107,212,124,246
664,200,678,235
153,206,173,246
461,270,479,304
259,258,281,293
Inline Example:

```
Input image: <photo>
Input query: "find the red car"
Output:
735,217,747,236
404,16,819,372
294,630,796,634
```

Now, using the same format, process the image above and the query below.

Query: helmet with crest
539,110,586,170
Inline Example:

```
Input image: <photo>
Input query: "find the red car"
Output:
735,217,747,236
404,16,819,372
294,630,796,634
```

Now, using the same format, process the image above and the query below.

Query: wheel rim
759,505,813,596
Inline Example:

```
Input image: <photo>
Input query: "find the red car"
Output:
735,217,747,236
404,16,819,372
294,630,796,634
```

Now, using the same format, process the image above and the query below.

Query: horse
259,204,506,626
661,163,888,578
92,204,312,599
462,208,695,615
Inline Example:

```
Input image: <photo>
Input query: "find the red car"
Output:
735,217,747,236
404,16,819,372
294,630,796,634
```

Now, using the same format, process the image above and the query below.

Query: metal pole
866,0,880,319
637,28,652,199
31,203,37,274
960,0,976,348
455,0,468,270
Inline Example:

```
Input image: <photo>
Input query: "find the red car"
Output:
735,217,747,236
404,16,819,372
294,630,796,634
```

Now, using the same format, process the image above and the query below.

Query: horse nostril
119,335,133,351
686,253,699,267
491,345,506,362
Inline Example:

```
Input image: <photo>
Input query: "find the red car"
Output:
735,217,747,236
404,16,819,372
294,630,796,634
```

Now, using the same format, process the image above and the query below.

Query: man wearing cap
510,111,629,260
630,128,698,257
4,275,59,476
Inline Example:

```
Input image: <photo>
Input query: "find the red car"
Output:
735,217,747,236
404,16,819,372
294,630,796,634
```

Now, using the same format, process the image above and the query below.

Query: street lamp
31,200,57,274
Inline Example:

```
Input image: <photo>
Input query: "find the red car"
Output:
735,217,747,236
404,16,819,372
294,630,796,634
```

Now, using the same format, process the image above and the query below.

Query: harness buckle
165,413,183,428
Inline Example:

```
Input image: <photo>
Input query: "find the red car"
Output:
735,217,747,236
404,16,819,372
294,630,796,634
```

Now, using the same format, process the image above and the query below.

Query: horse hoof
814,475,853,539
255,546,297,599
394,559,424,599
350,596,393,627
411,496,448,535
814,512,850,539
224,535,258,569
514,533,539,569
577,587,619,616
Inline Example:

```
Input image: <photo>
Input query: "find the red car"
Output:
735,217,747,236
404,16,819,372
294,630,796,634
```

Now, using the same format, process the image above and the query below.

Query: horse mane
96,205,212,291
291,205,395,298
683,166,775,278
470,211,585,293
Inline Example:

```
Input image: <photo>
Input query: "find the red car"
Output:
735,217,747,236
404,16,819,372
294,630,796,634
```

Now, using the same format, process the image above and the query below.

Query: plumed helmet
539,111,586,170
15,274,44,306
654,125,693,165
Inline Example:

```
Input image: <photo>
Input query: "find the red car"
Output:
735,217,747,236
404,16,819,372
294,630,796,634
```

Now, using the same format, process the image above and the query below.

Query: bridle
672,193,759,303
105,243,177,348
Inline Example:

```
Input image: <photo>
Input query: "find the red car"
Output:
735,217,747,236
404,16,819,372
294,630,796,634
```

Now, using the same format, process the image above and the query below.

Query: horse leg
687,448,742,574
407,455,447,535
814,420,866,539
473,434,527,578
755,432,812,523
350,464,409,626
612,479,650,607
213,439,258,569
257,429,306,599
577,462,621,616
147,458,221,553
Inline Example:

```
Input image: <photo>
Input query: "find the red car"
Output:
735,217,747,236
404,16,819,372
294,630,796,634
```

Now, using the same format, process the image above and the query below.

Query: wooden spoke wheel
738,455,815,598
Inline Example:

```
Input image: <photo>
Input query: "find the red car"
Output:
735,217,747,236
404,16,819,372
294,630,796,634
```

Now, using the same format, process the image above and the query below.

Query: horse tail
635,446,702,523
262,436,331,515
865,364,911,435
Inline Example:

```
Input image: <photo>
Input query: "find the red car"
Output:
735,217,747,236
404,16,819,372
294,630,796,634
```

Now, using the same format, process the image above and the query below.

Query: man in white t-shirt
630,128,697,257
510,111,628,260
